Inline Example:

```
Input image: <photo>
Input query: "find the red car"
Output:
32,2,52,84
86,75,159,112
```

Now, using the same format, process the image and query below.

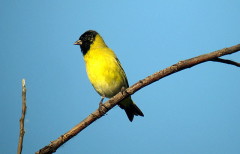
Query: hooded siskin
74,30,144,122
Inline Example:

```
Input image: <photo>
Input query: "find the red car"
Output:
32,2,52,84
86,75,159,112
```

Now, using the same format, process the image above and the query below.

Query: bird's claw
98,97,108,115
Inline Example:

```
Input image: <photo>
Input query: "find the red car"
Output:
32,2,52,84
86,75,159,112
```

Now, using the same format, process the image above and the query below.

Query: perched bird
74,30,144,122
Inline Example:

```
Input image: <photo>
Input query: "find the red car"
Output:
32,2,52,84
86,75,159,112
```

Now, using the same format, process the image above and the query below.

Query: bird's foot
98,97,108,115
121,86,127,95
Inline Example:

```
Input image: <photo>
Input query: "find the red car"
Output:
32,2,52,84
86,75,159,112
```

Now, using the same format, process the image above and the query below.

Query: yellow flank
83,34,128,98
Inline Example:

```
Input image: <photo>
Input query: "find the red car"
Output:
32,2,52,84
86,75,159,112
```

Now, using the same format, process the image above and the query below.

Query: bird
74,30,144,122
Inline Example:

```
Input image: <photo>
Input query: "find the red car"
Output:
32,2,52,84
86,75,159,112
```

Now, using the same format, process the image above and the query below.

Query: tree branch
36,44,240,154
17,79,27,154
211,57,240,67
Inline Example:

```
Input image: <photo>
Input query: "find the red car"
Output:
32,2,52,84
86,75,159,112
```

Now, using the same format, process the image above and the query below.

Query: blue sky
1,0,240,154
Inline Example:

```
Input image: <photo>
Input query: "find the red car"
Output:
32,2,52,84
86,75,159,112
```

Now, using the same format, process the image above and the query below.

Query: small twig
36,44,240,154
17,79,27,154
211,57,240,67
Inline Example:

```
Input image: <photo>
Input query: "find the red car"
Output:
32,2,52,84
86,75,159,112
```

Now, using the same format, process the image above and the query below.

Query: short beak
74,40,82,45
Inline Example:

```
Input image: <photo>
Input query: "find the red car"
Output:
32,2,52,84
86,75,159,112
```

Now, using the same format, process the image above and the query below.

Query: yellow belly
84,48,128,98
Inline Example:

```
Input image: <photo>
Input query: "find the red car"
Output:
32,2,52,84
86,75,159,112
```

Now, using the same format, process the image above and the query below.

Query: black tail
119,98,144,122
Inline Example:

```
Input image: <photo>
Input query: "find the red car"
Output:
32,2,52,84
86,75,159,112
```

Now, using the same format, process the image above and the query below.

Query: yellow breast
83,47,128,98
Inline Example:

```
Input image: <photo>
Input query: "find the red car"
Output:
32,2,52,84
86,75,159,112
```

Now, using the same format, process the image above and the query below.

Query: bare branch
36,44,240,154
211,57,240,67
17,79,27,154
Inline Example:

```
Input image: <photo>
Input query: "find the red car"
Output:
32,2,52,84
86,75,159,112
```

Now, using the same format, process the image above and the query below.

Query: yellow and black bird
74,30,144,122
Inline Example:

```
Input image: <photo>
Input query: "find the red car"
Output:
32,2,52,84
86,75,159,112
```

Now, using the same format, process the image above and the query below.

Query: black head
74,30,98,55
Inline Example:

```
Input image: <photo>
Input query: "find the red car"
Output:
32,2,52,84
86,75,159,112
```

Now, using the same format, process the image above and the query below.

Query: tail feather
124,103,144,122
119,97,144,122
